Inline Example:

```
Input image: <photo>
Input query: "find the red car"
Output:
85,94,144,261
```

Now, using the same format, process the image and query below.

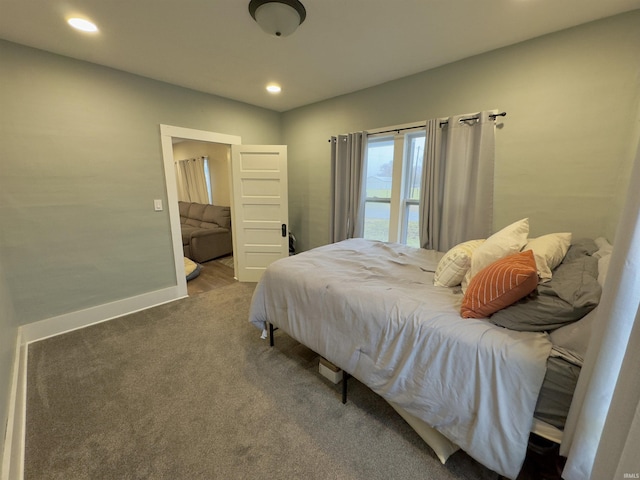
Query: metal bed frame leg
268,323,350,405
342,371,350,404
268,323,277,347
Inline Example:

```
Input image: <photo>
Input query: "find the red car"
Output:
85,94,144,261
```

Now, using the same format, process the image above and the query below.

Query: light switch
154,199,163,211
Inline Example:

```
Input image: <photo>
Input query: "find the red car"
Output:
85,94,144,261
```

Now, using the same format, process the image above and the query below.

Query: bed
248,221,607,479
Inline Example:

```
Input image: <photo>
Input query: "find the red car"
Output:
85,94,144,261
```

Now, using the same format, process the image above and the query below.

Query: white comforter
249,239,552,479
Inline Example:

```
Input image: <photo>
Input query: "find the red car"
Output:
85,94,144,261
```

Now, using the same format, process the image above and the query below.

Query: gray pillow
490,240,602,332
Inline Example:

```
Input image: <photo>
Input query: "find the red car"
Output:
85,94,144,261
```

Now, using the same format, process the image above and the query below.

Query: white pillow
523,233,572,282
464,218,530,289
593,237,613,258
433,239,485,287
590,236,613,287
598,253,611,287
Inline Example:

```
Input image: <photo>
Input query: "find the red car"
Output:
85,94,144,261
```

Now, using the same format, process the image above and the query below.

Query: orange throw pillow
461,250,538,319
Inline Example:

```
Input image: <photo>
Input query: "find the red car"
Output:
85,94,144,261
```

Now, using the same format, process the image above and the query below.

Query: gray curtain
330,133,366,243
419,111,496,251
561,141,640,479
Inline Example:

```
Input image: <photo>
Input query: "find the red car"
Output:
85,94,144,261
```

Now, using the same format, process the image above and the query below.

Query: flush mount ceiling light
67,17,98,33
266,84,282,94
248,0,306,37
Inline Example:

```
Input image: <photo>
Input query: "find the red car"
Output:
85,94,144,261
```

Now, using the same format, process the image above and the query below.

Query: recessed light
266,84,282,94
67,18,98,33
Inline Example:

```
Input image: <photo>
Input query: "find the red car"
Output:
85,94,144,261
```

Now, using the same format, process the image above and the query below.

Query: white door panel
231,145,288,282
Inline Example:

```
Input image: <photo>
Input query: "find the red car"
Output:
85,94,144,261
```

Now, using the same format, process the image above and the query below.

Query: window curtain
175,157,210,204
330,133,366,243
561,142,640,479
419,111,496,251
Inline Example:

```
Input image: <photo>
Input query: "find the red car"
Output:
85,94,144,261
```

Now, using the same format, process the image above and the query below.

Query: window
203,157,213,204
363,126,425,247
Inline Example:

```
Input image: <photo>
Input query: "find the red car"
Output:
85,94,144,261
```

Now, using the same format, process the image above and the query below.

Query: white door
230,145,289,282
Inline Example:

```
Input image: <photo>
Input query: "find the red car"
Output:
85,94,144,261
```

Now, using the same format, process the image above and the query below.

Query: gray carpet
25,282,527,479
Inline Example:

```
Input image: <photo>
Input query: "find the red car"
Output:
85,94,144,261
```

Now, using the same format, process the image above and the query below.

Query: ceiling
2,0,639,112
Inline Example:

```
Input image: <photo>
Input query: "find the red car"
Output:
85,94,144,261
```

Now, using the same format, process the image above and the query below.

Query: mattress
534,353,581,429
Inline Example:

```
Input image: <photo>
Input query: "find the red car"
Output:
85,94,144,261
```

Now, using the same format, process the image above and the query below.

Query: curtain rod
439,111,506,127
328,125,426,142
175,155,208,162
328,125,425,142
366,125,427,137
328,111,507,142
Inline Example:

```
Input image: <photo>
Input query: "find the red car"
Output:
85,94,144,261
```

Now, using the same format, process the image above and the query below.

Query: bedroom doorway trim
159,125,242,296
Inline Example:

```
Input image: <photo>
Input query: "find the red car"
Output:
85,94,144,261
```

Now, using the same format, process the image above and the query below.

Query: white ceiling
2,0,639,112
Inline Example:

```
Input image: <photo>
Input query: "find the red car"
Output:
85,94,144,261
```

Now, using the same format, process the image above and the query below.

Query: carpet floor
25,282,534,479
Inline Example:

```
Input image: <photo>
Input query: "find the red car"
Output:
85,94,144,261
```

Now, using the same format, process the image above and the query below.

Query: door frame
159,124,242,296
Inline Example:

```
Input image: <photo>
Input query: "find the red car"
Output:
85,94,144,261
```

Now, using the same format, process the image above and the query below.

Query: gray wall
282,11,640,253
0,41,282,453
0,40,281,326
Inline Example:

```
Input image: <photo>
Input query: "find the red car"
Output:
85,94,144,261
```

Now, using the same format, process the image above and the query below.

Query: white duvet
249,238,552,479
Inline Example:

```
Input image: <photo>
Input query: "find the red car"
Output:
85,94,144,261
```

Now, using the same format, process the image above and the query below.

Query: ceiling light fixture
67,17,98,33
266,84,282,94
248,0,306,37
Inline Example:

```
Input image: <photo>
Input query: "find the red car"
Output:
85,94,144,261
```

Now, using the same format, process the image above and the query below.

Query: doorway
159,125,242,298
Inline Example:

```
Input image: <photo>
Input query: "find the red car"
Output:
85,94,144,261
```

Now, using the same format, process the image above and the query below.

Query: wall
0,42,279,457
0,39,281,326
172,141,232,206
282,11,640,253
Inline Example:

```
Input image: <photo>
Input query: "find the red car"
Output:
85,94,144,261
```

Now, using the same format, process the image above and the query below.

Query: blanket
249,239,552,478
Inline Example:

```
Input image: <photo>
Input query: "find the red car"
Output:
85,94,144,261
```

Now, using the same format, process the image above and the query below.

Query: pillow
433,239,485,287
184,257,202,281
490,240,601,331
593,237,613,259
593,237,613,287
461,250,538,319
597,254,611,288
463,218,530,291
523,233,572,282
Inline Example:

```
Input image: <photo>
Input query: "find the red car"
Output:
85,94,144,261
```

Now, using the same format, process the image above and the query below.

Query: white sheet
249,239,552,479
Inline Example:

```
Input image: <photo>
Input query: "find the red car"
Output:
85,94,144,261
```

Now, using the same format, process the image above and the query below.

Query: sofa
179,201,233,263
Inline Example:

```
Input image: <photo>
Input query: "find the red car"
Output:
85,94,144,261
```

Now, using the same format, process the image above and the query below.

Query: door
230,145,288,282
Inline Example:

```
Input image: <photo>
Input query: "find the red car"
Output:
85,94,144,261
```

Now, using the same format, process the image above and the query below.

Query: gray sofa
179,201,233,263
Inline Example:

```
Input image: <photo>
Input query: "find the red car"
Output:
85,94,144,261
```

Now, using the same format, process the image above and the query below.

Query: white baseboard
20,286,184,344
1,332,26,480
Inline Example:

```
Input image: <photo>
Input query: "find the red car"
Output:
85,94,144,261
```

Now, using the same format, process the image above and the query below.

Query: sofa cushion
187,203,207,222
179,201,191,220
181,202,231,230
203,205,231,230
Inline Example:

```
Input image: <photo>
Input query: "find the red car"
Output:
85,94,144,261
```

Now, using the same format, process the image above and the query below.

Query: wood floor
187,256,236,296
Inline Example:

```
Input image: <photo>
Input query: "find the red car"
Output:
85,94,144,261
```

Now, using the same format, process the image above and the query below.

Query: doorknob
282,224,287,237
